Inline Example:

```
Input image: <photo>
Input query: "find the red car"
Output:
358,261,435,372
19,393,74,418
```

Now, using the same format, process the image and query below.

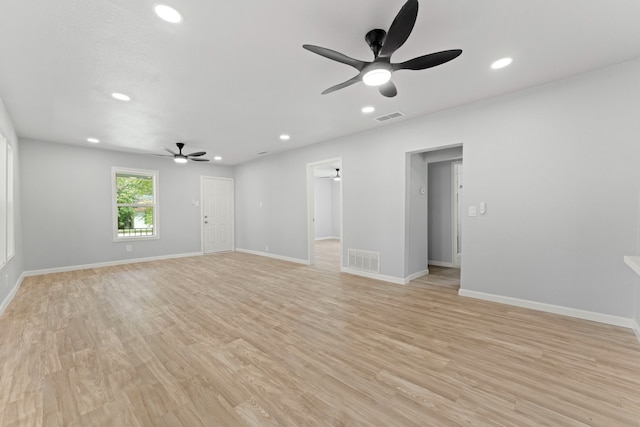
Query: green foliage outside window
116,174,154,230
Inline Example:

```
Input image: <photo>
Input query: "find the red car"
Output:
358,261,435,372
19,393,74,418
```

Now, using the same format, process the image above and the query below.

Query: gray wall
0,98,24,306
314,178,333,238
331,180,341,238
636,187,640,327
20,140,233,271
406,153,427,276
428,161,454,264
235,58,640,318
314,178,341,240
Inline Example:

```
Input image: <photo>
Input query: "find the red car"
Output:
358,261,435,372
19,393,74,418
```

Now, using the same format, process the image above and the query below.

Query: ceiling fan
321,168,341,181
156,142,209,164
302,0,462,97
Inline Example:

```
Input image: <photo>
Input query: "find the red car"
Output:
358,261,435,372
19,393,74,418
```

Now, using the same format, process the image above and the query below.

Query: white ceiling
1,0,640,165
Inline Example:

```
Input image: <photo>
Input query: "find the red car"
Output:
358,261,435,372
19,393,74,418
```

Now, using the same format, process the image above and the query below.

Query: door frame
306,157,343,266
200,176,235,254
451,161,462,267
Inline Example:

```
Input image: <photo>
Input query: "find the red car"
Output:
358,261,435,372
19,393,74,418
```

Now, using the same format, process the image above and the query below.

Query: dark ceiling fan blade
303,45,367,70
393,49,462,71
379,81,397,97
150,154,173,157
378,0,419,57
186,151,206,157
321,74,363,95
190,158,209,162
164,147,177,155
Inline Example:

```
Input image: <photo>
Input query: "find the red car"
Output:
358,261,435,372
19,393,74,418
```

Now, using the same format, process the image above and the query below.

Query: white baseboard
0,272,25,317
315,236,340,241
633,319,640,343
340,267,407,285
406,269,429,282
340,268,429,285
458,289,634,329
23,252,203,277
428,260,456,268
235,248,310,265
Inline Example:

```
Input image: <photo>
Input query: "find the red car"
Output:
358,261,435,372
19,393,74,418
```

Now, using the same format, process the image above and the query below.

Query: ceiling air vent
375,111,405,122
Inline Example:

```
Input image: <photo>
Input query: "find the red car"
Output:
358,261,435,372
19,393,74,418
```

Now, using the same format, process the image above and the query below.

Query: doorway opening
407,145,462,288
306,158,343,272
426,151,463,270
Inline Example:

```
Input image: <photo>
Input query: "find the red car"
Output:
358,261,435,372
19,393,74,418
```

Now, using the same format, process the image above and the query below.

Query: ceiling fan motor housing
365,29,387,57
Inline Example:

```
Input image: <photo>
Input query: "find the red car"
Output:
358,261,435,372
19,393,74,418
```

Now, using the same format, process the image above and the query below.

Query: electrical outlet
126,245,132,252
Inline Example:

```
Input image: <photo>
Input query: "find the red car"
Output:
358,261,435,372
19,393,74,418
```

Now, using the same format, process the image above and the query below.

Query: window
112,167,159,241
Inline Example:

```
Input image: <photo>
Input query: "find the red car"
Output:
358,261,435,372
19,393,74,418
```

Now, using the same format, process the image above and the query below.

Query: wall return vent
375,111,405,122
348,249,380,274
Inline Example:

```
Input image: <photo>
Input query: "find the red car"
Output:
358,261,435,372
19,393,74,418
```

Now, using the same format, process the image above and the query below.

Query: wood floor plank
1,240,639,426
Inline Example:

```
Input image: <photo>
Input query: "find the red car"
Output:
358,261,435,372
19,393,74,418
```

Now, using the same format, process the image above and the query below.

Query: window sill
114,235,160,243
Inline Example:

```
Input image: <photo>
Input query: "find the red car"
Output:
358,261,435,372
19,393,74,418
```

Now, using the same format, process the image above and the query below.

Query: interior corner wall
0,97,24,309
427,161,454,264
235,58,640,319
20,139,233,271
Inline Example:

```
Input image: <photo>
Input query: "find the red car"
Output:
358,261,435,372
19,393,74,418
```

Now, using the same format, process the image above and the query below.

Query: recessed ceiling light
280,134,290,141
214,156,222,161
361,106,375,114
87,137,100,144
154,5,182,23
491,57,513,70
111,92,131,102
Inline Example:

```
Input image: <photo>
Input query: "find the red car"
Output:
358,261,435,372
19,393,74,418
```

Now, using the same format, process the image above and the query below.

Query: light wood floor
312,239,341,273
1,251,640,426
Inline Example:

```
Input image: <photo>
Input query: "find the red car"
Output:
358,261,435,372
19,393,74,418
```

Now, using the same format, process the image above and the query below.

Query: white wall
636,187,640,329
235,58,640,318
428,161,453,264
314,178,333,238
331,180,341,238
0,98,24,311
406,153,427,276
20,139,233,271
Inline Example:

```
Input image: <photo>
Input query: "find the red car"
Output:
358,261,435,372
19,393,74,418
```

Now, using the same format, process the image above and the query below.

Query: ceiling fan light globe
363,68,392,86
174,157,188,164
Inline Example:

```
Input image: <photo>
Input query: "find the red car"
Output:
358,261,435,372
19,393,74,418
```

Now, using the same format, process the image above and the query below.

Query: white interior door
202,177,234,253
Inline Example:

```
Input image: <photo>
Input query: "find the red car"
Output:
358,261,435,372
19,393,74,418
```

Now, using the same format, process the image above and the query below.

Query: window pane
116,174,153,205
113,167,158,241
118,207,154,237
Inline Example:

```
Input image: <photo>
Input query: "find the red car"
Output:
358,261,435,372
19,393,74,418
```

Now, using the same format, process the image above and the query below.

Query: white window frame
112,166,159,242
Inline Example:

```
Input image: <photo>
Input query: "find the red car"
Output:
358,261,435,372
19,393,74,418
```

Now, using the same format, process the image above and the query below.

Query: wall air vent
375,111,405,122
348,249,380,274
